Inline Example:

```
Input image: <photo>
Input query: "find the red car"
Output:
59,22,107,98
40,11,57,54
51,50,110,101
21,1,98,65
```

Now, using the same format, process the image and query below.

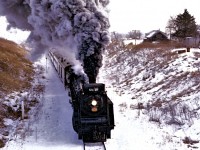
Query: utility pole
132,30,137,45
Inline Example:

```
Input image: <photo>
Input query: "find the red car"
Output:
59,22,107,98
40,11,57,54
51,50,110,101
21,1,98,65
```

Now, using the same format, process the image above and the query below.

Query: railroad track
83,142,106,150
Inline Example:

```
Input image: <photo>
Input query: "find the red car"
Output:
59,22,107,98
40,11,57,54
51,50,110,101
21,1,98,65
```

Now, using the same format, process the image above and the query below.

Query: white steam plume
0,0,110,83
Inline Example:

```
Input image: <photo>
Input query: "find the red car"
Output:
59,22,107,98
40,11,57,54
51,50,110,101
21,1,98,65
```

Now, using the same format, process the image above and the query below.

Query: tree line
111,30,143,42
111,9,199,41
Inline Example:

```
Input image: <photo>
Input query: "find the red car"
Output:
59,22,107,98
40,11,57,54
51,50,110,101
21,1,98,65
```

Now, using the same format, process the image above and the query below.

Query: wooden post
21,99,25,120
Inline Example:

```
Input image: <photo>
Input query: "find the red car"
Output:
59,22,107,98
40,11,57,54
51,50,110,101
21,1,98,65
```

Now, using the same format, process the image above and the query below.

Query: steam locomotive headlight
91,99,98,112
91,99,97,106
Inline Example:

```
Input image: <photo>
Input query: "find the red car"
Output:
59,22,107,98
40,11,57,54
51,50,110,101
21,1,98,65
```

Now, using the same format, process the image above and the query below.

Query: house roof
145,30,167,38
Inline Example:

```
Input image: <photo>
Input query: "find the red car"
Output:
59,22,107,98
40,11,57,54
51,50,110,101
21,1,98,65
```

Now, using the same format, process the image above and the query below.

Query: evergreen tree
172,9,197,39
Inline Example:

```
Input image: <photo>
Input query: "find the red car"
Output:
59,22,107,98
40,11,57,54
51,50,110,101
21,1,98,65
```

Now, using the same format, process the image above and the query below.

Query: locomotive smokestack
0,0,110,83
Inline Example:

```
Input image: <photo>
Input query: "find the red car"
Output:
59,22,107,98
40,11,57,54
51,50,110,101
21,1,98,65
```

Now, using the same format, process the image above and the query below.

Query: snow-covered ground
123,39,143,45
1,46,200,150
98,46,200,150
2,54,82,150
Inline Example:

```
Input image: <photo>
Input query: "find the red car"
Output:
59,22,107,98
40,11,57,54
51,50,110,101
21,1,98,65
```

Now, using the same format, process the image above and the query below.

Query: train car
48,50,71,86
48,50,115,143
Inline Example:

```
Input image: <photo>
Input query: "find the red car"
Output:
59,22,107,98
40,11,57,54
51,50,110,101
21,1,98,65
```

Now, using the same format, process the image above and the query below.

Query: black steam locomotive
48,50,115,142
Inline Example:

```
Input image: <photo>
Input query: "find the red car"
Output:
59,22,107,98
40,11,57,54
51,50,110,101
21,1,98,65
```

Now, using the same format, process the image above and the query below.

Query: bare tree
111,32,125,41
127,30,142,39
166,16,177,40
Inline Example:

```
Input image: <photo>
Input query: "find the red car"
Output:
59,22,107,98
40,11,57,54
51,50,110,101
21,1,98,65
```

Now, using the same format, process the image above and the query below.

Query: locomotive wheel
82,134,93,142
72,112,79,133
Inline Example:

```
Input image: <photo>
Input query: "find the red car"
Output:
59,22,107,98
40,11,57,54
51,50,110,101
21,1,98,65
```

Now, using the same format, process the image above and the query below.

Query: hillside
103,40,200,123
0,38,33,97
0,38,44,148
98,40,200,149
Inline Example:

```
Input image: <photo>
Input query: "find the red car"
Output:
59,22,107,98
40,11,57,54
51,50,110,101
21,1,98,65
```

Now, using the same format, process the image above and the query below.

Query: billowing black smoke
0,0,110,83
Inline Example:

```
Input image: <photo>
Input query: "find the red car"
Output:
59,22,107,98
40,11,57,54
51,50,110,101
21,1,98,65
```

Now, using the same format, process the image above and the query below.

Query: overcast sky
0,16,30,43
108,0,200,33
0,0,200,42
